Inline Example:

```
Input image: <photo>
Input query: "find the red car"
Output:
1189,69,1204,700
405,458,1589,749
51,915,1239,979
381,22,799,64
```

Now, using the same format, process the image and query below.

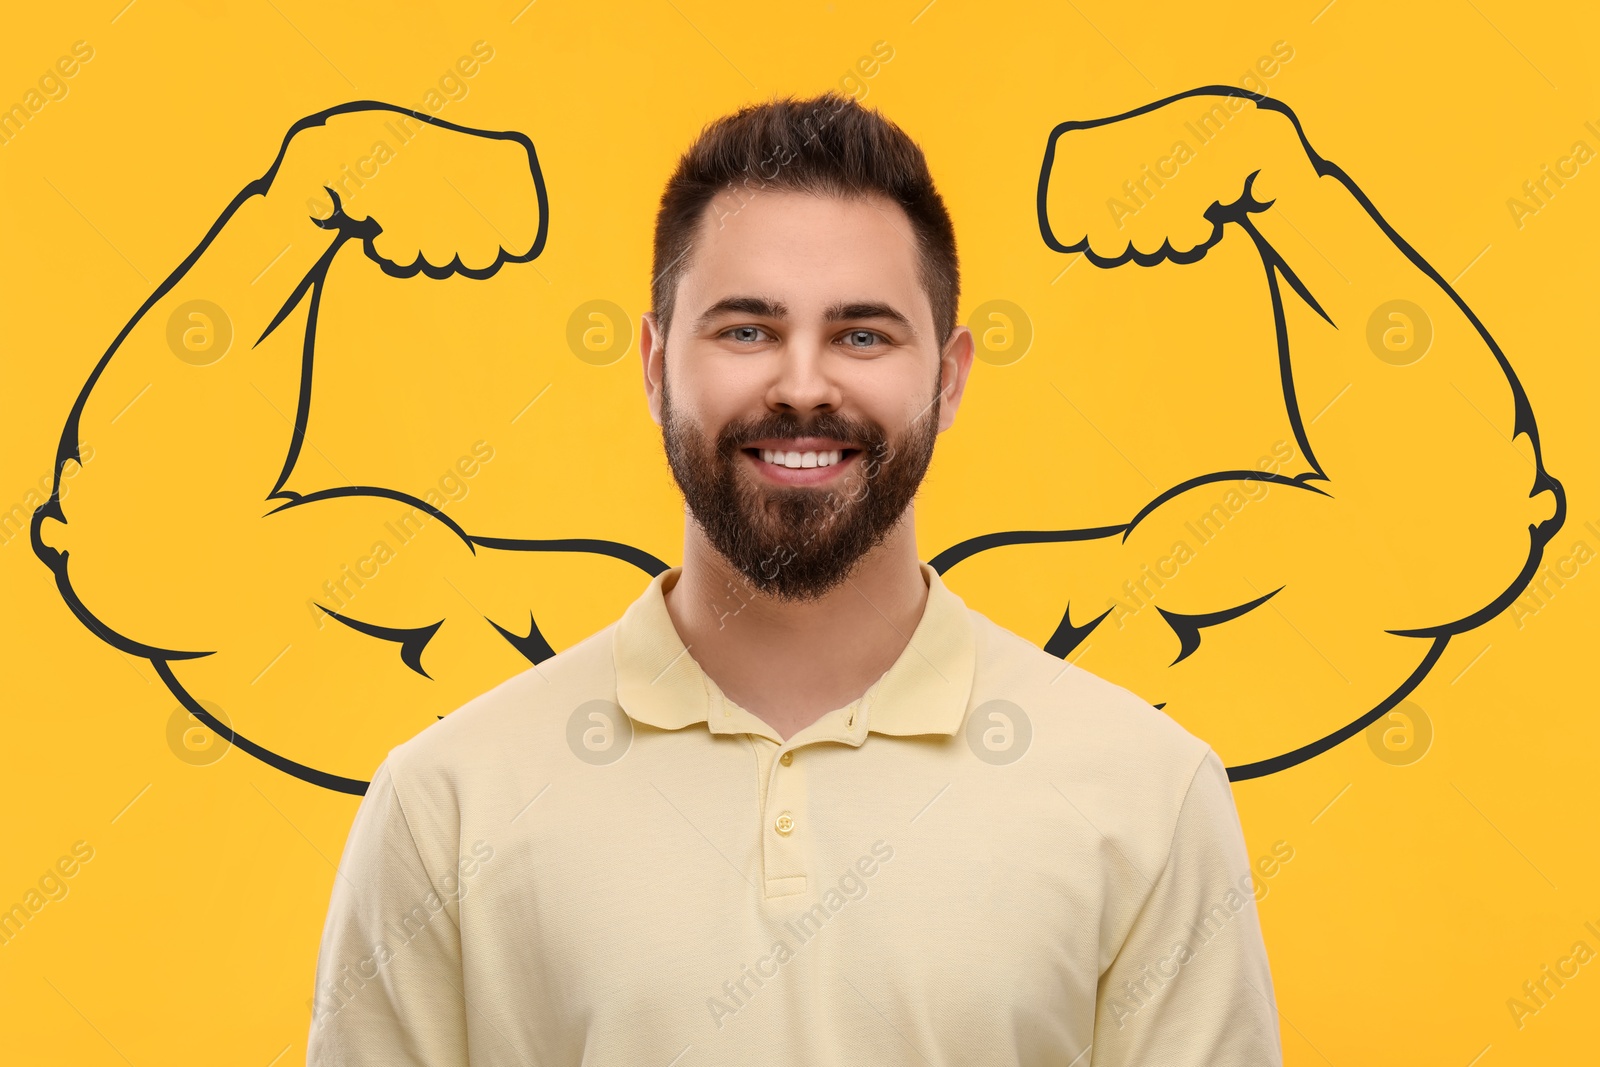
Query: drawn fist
1039,90,1318,263
268,102,547,276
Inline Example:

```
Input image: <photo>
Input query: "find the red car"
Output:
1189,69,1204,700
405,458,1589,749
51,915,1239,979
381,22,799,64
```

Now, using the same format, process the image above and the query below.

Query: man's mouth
752,447,853,469
739,439,864,483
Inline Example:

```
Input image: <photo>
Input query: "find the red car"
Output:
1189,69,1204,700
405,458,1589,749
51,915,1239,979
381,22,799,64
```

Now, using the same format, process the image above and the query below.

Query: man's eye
842,329,883,348
725,326,769,343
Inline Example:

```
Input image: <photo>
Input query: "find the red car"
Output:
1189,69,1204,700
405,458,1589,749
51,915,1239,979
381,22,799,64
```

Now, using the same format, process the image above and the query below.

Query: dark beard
660,369,941,603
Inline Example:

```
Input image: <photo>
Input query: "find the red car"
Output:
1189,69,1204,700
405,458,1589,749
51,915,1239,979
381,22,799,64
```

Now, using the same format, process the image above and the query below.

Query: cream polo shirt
307,561,1282,1066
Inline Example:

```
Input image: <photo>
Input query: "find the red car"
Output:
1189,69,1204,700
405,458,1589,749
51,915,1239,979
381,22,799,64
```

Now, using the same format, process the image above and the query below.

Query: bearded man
308,91,1282,1066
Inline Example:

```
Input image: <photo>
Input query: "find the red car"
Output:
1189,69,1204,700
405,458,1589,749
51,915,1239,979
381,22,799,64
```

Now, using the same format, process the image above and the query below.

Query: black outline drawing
30,102,665,795
930,86,1566,780
29,91,1566,793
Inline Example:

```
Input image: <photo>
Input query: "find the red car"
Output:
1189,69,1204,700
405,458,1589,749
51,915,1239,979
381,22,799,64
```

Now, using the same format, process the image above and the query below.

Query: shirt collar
613,561,976,746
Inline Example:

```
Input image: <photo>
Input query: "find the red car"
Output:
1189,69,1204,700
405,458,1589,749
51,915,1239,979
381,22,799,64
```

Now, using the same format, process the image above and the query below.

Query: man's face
644,189,967,602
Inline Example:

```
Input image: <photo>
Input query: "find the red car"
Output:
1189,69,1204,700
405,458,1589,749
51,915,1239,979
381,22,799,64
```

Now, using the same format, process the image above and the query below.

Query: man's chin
729,560,859,603
720,524,868,601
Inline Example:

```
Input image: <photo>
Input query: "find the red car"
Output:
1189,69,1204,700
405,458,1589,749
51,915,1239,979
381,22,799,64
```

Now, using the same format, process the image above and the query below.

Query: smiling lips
742,438,861,483
759,447,845,468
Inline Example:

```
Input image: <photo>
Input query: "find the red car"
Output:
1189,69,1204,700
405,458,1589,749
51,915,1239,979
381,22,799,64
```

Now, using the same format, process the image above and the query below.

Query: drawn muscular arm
34,103,545,657
1039,88,1563,629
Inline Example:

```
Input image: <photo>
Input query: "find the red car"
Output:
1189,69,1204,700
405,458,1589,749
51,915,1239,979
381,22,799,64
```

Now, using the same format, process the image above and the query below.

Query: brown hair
650,91,959,346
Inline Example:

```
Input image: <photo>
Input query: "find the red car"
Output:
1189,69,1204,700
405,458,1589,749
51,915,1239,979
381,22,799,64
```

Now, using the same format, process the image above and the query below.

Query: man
308,91,1283,1065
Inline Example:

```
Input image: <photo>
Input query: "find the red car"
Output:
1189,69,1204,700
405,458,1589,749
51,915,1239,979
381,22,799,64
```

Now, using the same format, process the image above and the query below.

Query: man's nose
766,333,843,413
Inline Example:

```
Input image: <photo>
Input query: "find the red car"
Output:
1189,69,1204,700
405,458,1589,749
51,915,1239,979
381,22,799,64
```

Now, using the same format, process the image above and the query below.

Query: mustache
714,412,890,458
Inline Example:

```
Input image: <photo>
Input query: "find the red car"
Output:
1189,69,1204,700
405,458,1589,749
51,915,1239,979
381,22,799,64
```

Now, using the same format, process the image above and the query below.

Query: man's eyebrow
693,296,789,332
824,301,915,333
693,296,916,335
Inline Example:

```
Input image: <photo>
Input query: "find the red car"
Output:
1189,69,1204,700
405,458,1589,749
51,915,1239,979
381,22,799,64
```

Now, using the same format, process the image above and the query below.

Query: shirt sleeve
306,756,469,1065
1090,747,1283,1066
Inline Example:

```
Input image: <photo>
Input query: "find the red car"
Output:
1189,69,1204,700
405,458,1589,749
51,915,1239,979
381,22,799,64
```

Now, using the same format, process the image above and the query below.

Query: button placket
760,735,807,898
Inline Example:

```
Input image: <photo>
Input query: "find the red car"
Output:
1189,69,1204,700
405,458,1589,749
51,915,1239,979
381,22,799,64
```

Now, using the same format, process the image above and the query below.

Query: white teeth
760,448,843,470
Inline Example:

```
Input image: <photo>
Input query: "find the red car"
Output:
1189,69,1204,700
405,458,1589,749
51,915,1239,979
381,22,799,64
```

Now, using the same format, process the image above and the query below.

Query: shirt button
774,811,795,835
779,752,793,765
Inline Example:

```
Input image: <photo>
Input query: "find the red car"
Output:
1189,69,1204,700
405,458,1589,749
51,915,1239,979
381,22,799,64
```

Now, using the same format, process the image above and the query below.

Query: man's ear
936,323,975,433
640,311,664,427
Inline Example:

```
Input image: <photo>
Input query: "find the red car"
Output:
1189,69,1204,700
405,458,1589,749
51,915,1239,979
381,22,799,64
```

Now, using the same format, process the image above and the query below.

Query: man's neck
661,513,929,742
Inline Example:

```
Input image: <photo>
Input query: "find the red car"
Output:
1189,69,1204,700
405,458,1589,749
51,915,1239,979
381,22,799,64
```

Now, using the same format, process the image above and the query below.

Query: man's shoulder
966,607,1231,896
384,618,622,782
966,606,1213,788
